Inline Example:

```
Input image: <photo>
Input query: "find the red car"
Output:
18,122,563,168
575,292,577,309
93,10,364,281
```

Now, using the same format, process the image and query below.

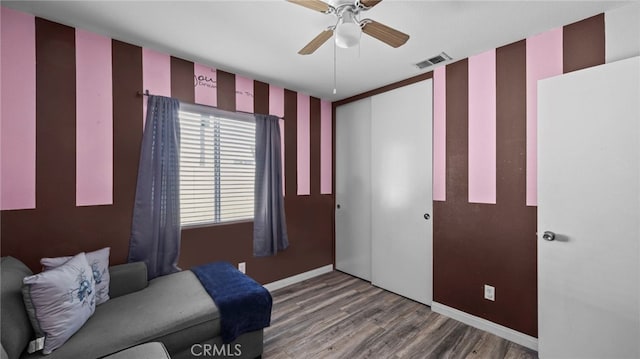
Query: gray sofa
1,256,263,359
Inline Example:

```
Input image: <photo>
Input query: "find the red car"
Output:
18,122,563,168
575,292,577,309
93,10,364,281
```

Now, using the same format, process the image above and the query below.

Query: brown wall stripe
112,40,143,210
496,41,527,205
170,56,195,103
444,59,469,204
216,70,235,112
494,40,537,336
284,89,298,197
563,14,606,74
35,18,76,210
432,59,469,311
110,40,144,266
254,80,270,115
309,97,321,196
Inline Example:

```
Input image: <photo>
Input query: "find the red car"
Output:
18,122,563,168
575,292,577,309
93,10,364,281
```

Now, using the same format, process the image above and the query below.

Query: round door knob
424,213,430,220
542,231,556,241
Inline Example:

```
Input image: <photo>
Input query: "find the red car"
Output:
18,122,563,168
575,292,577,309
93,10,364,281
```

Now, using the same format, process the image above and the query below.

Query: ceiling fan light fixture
291,0,409,55
335,10,361,48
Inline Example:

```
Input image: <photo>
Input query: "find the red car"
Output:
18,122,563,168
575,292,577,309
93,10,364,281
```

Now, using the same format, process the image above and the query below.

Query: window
179,104,256,227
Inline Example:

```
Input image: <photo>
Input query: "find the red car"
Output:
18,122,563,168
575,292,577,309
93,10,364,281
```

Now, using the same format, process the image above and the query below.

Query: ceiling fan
288,0,410,55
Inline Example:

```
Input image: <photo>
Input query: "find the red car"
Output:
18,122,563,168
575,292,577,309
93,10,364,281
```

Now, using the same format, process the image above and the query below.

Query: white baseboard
263,264,333,292
431,302,538,351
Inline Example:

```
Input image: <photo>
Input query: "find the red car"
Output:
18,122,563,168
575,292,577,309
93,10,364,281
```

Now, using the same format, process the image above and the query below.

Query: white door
335,98,372,281
371,80,433,305
538,57,640,358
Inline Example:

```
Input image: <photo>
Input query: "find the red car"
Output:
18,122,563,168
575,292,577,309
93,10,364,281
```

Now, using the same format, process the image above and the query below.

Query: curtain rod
138,89,285,120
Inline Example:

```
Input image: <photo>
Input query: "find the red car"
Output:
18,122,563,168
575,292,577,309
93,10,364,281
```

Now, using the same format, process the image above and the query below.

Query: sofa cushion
22,270,219,359
41,247,111,305
108,262,147,299
1,257,34,359
22,253,97,355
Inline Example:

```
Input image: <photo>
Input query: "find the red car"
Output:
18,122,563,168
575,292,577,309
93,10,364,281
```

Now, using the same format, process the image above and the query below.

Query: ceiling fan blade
287,0,331,13
362,19,410,48
359,0,383,9
298,29,334,55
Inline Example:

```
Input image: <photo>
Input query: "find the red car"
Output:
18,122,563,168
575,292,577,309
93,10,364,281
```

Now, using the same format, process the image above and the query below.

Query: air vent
415,52,452,69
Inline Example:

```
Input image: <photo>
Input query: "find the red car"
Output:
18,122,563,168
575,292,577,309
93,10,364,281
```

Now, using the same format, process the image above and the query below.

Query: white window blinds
179,106,256,227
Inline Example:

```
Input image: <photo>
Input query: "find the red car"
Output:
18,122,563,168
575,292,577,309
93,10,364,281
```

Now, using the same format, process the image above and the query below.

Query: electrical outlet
484,284,495,301
238,262,246,274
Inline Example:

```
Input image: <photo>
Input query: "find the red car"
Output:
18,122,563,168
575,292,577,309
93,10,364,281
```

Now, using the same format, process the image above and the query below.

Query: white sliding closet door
371,80,433,305
335,98,372,281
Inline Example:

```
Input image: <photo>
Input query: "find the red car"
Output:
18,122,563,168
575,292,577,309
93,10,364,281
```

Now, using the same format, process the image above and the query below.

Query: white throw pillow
22,252,96,354
41,247,110,305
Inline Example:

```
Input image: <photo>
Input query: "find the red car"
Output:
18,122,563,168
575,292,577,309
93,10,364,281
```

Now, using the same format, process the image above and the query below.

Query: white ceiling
3,0,631,101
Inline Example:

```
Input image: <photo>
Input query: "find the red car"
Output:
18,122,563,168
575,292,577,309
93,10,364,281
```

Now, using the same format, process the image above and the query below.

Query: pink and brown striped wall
336,14,605,338
433,15,603,338
2,5,608,338
0,7,334,284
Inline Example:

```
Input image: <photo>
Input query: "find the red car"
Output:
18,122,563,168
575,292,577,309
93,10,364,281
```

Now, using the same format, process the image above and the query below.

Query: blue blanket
191,262,272,343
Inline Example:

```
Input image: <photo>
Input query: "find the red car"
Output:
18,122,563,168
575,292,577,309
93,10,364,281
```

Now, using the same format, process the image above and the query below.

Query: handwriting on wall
194,75,216,89
235,90,254,98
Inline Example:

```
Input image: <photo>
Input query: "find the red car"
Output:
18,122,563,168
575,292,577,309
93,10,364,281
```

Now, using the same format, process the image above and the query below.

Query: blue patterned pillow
41,247,110,305
22,252,96,354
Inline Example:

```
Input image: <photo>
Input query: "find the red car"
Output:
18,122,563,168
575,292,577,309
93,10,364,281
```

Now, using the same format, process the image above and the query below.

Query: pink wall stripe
269,85,285,117
526,28,563,206
297,93,311,195
320,100,332,194
1,8,36,210
142,48,171,128
194,63,217,107
235,75,254,113
468,49,497,204
75,29,113,207
433,67,447,202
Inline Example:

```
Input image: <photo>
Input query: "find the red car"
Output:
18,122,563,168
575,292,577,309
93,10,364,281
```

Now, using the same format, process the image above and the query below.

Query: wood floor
263,271,538,359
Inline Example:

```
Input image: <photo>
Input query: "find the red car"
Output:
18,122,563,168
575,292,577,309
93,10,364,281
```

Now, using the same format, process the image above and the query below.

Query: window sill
180,218,254,231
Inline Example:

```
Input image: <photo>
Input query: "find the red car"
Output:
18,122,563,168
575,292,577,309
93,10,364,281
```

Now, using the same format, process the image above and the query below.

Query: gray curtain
129,95,181,279
253,114,289,256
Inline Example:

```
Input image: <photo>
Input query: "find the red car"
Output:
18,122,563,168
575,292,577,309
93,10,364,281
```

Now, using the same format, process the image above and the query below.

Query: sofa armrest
109,262,148,299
